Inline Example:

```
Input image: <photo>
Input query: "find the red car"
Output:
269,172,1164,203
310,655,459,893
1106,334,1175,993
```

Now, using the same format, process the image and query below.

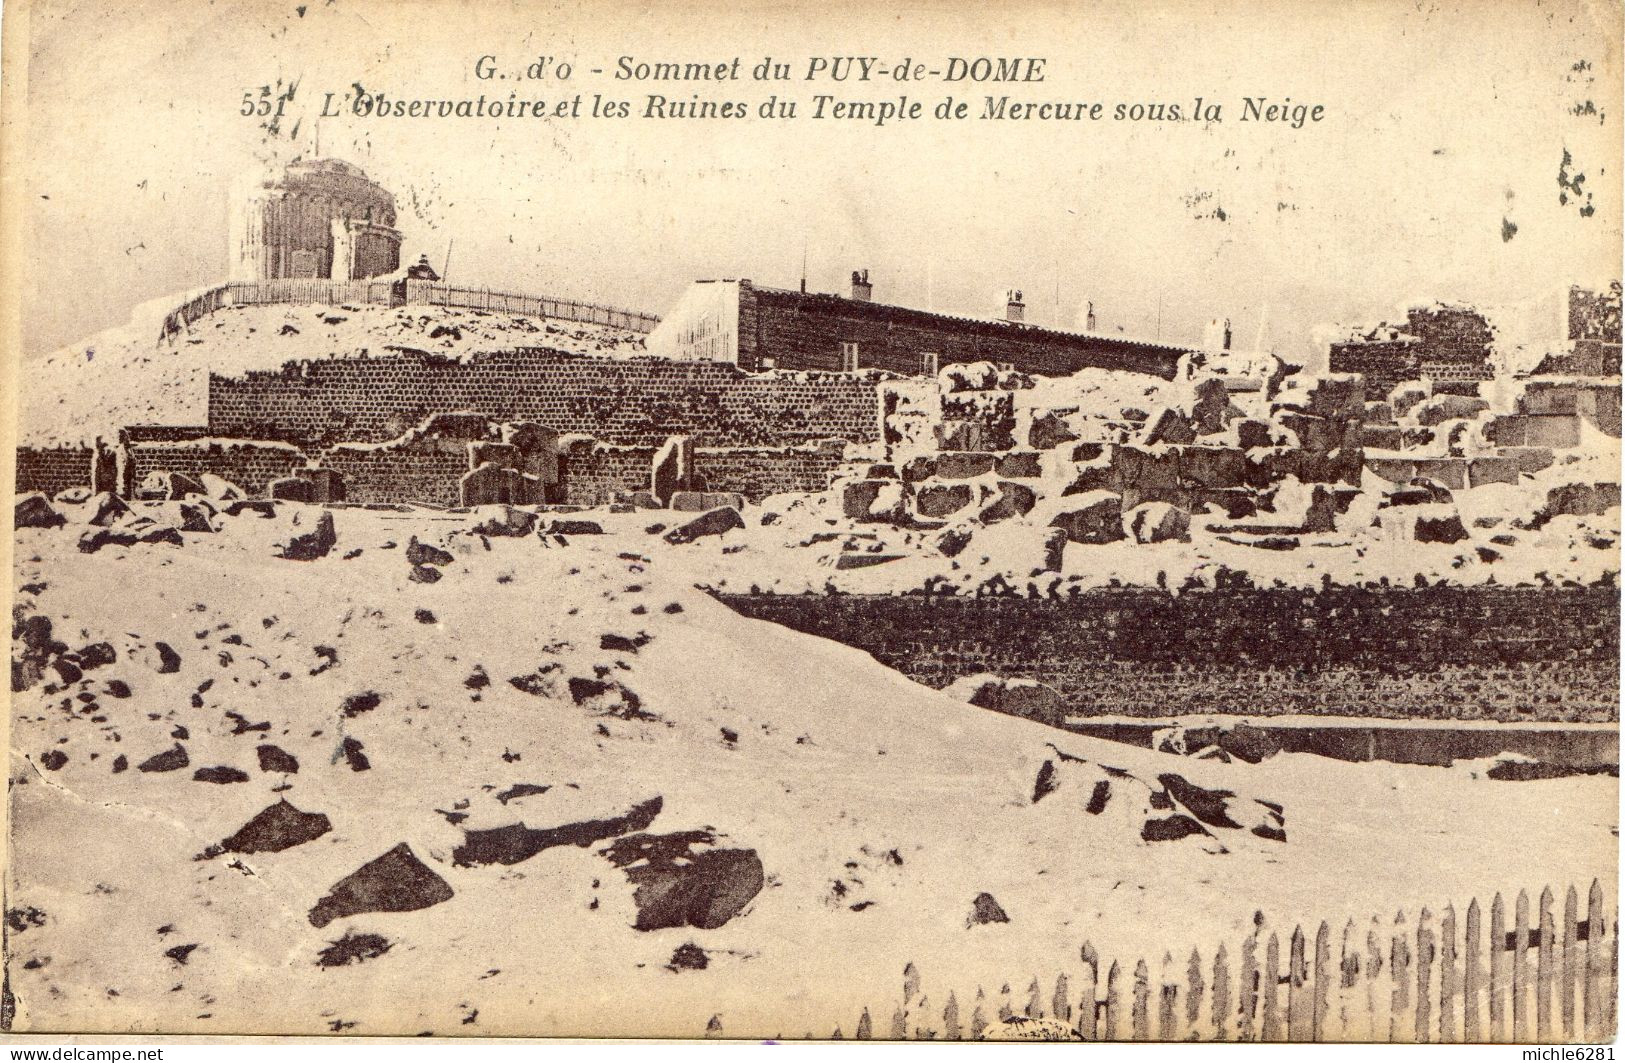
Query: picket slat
1390,911,1413,1042
1465,898,1483,1042
1185,948,1205,1037
1440,905,1459,1043
1584,880,1606,1040
1313,922,1331,1042
1562,886,1579,1039
1514,889,1531,1041
1368,917,1387,1041
1052,973,1071,1025
1104,961,1122,1041
1538,888,1555,1040
944,992,960,1041
1262,933,1282,1042
1132,960,1151,1041
1490,893,1507,1040
1415,908,1435,1043
1239,929,1259,1041
1079,943,1099,1041
1288,926,1310,1040
1158,952,1178,1040
1337,918,1360,1042
1212,944,1231,1042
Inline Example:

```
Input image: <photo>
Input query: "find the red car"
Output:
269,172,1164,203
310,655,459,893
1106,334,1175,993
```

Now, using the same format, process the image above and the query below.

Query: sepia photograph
0,0,1620,1046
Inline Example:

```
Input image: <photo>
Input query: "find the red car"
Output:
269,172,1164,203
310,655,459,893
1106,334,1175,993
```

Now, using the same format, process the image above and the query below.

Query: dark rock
1027,411,1079,450
495,783,551,805
668,942,710,971
915,483,973,518
978,481,1036,524
1157,774,1243,829
663,507,744,545
406,538,454,567
414,609,437,624
470,506,538,537
77,527,137,554
193,766,250,784
599,830,765,932
215,800,332,855
164,943,199,965
153,642,181,673
137,744,189,773
224,499,277,518
1049,491,1125,545
937,529,973,558
1125,502,1190,544
834,553,905,570
567,677,652,720
341,736,370,772
1141,814,1210,842
408,564,442,584
39,750,67,771
316,931,393,968
341,691,382,718
1415,512,1469,544
967,892,1009,926
308,843,454,928
279,512,336,561
86,493,132,526
15,494,65,530
547,520,604,536
111,754,127,773
256,744,299,773
454,796,663,867
1215,722,1281,764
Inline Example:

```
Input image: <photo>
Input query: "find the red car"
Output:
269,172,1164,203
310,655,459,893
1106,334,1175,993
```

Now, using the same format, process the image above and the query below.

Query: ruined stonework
14,446,92,498
1329,304,1496,397
719,586,1620,723
207,348,885,447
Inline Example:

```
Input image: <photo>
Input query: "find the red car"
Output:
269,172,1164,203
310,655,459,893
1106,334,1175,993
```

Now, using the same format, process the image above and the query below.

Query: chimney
1086,300,1096,331
1202,317,1233,351
850,269,872,302
1005,289,1025,324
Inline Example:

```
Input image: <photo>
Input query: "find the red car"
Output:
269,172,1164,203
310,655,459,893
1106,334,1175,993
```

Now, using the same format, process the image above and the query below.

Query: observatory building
229,157,402,282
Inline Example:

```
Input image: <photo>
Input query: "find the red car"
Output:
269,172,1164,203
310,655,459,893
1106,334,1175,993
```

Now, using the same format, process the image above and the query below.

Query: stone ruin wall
206,347,885,448
15,447,93,499
718,587,1621,723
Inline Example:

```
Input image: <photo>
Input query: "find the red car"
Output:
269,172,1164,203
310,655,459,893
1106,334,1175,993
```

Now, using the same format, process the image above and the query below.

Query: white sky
10,0,1623,360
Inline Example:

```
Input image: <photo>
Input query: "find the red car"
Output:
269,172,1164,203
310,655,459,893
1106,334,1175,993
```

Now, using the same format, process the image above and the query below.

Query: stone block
1414,395,1489,427
1361,425,1405,450
1411,458,1468,491
842,480,905,523
1497,447,1555,475
296,467,346,503
1125,501,1190,543
1191,489,1258,520
461,462,523,507
1523,415,1582,449
1028,411,1079,450
1235,420,1275,451
1177,446,1248,489
1049,491,1125,545
664,507,745,545
935,452,997,480
1467,457,1521,488
995,451,1043,479
651,435,694,506
268,477,315,503
1364,402,1395,424
672,491,747,513
914,482,974,518
469,442,522,472
1144,407,1195,445
978,481,1036,524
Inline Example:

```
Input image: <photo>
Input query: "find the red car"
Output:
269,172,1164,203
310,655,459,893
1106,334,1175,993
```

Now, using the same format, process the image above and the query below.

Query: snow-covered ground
19,299,646,447
6,504,1616,1037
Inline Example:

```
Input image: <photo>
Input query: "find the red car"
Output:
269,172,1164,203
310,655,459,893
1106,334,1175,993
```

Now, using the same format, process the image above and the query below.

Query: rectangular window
920,352,939,377
841,341,860,372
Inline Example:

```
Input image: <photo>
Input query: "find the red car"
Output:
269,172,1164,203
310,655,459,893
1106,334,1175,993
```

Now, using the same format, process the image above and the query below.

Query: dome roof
252,156,394,208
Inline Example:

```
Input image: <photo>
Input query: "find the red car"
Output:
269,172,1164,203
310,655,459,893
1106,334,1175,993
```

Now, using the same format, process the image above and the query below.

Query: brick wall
557,440,849,505
717,587,1620,723
208,348,884,448
15,446,92,497
736,282,1188,379
124,441,305,497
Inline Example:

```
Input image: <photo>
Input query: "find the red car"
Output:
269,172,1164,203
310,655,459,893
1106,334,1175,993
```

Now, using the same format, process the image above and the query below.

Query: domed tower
230,157,402,281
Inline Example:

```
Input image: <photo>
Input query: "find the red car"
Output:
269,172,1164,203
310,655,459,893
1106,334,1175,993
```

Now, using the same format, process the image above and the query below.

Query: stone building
1327,304,1496,399
230,157,402,282
646,274,1193,379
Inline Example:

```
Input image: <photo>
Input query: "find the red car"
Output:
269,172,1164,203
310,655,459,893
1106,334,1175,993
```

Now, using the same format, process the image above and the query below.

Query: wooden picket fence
831,880,1617,1042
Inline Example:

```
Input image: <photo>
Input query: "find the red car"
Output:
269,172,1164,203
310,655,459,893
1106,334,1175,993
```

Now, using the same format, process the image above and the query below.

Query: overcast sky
11,0,1623,361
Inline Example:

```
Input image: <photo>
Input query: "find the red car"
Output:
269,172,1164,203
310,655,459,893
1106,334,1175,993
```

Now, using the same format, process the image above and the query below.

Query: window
920,352,939,377
840,341,859,372
760,355,777,370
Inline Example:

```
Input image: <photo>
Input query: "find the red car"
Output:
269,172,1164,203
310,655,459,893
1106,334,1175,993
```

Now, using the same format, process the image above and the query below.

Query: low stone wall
15,446,92,497
716,586,1621,723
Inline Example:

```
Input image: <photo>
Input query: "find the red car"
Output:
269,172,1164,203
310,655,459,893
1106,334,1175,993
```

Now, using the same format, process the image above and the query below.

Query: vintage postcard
0,0,1620,1044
